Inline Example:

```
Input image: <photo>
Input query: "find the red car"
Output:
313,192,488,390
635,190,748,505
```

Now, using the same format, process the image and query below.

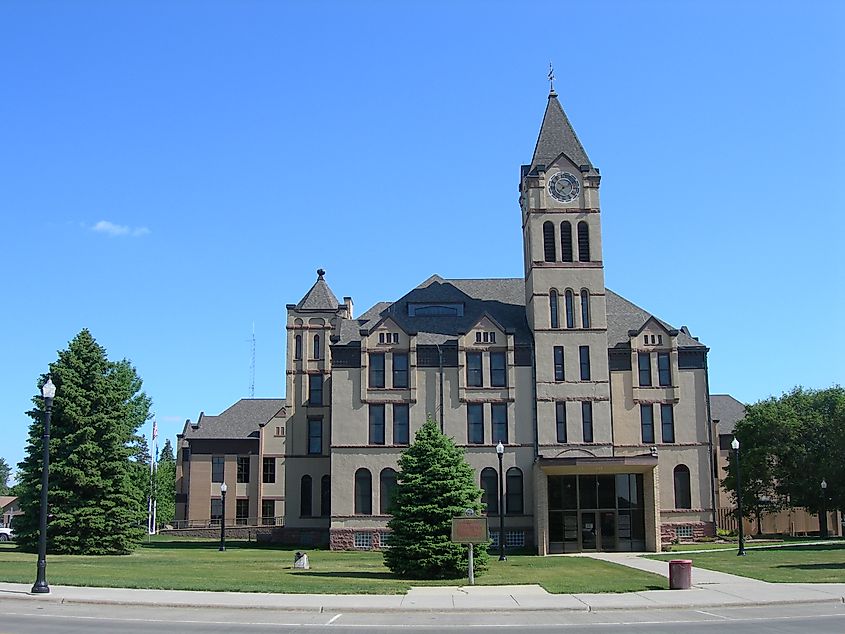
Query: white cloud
92,220,151,237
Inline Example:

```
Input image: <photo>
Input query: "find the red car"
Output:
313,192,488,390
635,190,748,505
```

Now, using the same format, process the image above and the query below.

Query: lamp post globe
32,377,56,594
495,442,506,561
731,437,746,556
820,479,828,538
219,482,227,552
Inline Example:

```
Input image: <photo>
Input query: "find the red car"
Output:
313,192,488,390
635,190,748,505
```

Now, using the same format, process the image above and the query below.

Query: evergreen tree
152,439,176,527
16,329,152,554
0,457,11,495
384,417,489,578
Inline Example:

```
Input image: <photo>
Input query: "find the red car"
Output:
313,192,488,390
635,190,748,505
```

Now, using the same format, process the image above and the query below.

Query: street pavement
1,553,844,613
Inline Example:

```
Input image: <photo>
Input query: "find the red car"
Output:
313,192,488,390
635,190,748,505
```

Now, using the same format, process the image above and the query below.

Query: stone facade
176,90,717,554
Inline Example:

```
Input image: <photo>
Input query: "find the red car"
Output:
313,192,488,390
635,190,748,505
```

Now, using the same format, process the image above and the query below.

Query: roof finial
317,268,325,280
548,61,556,97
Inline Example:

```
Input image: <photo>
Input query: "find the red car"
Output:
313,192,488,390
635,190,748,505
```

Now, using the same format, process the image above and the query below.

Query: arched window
543,221,556,262
481,467,498,515
313,334,321,359
506,467,523,515
580,289,591,328
320,474,331,517
300,475,312,517
565,290,575,328
561,221,573,262
549,289,560,328
379,468,398,515
354,468,372,515
673,465,691,509
577,221,591,262
294,335,302,360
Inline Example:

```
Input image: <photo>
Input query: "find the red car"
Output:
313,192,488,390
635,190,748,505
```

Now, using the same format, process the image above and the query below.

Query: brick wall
660,521,715,544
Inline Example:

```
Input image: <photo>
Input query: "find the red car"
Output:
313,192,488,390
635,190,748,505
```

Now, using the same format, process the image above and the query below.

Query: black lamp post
496,441,506,561
820,479,828,538
731,437,746,556
32,377,56,594
219,482,227,552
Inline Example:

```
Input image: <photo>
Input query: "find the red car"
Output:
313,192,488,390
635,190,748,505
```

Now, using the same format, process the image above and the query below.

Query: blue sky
2,1,843,476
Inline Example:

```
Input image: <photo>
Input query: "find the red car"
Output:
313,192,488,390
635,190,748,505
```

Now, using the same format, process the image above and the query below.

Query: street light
219,482,227,552
820,479,828,538
32,377,56,594
496,441,506,562
731,437,746,556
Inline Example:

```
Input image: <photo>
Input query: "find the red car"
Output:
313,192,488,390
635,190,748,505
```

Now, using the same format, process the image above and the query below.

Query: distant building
1,496,21,530
177,89,717,553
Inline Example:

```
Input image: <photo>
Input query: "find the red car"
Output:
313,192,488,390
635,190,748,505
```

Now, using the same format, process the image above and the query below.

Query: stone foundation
660,521,715,544
330,528,391,551
159,526,329,547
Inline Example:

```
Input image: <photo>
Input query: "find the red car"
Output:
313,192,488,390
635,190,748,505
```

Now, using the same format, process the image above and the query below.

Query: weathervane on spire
548,62,556,95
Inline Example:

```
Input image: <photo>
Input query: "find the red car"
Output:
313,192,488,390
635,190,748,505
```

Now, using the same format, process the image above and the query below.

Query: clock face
548,171,580,203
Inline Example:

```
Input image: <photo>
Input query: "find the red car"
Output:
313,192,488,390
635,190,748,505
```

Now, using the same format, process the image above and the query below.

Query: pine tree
0,457,11,495
155,439,176,526
16,329,152,554
383,417,489,578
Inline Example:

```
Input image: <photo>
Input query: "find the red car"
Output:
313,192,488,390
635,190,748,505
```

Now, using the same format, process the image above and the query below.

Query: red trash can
669,559,692,589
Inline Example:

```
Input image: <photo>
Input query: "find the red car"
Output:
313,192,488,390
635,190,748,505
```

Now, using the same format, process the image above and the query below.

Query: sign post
451,509,488,586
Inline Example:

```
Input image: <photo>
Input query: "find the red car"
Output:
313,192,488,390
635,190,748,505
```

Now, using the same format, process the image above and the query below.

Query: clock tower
521,88,612,457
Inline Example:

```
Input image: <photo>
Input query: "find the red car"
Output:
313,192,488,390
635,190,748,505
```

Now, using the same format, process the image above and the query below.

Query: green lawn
650,542,845,583
0,539,666,594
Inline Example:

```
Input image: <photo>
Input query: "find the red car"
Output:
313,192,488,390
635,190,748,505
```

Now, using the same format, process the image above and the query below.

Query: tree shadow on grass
775,563,845,570
290,570,404,581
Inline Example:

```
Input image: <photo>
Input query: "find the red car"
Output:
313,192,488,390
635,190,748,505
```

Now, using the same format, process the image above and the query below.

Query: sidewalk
1,555,844,613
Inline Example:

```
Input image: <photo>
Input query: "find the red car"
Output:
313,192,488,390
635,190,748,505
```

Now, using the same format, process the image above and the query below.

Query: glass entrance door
600,511,616,551
580,512,597,550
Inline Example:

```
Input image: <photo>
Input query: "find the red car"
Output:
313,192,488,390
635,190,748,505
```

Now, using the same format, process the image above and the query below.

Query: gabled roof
338,278,706,351
710,394,747,436
530,92,596,175
184,398,285,440
605,290,703,349
295,269,340,312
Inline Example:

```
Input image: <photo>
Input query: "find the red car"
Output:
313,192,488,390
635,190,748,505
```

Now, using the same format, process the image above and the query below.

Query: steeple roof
296,268,340,311
530,91,595,174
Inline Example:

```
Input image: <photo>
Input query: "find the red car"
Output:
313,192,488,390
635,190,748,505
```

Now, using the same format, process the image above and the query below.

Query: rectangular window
658,352,671,387
369,404,385,445
554,346,564,381
467,404,484,444
556,402,567,443
236,499,249,525
490,351,507,387
261,499,275,524
262,457,275,484
354,532,373,550
212,456,224,483
582,402,594,443
393,404,410,445
237,456,250,483
638,352,652,386
308,418,322,454
210,498,222,522
640,404,655,444
466,352,483,387
369,353,385,388
491,403,508,444
392,353,409,388
661,404,675,443
579,346,591,381
309,374,323,406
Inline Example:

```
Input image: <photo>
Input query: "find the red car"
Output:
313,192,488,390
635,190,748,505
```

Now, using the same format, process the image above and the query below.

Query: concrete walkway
2,569,844,613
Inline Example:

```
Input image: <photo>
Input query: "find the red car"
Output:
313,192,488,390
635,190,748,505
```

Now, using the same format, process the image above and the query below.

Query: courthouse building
176,88,717,553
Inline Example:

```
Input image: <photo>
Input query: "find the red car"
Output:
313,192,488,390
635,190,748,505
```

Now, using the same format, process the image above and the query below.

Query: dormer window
379,332,399,344
408,303,464,317
476,331,497,343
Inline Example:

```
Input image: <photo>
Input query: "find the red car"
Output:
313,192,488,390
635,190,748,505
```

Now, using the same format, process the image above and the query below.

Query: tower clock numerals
548,171,580,203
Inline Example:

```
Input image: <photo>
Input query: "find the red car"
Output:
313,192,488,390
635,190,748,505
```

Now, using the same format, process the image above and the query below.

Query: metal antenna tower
249,322,256,398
